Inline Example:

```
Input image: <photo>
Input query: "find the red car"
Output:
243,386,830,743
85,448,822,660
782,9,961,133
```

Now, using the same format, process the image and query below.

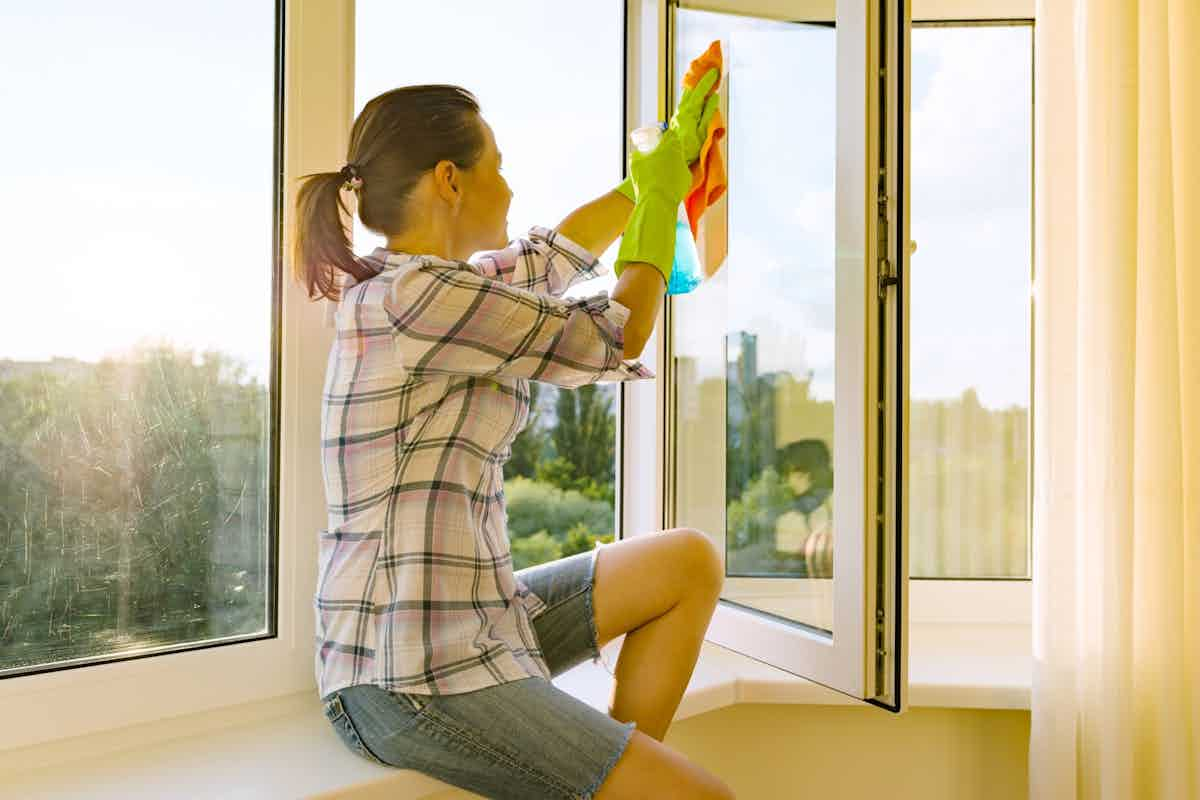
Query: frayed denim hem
586,543,617,677
581,718,638,799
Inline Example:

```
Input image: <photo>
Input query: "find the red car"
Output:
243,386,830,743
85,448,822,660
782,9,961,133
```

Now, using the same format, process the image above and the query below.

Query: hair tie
339,163,363,191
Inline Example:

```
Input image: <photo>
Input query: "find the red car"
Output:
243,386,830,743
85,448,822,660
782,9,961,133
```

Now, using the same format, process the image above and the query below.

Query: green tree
503,476,612,542
560,520,613,558
510,530,562,570
532,456,613,505
0,346,268,670
507,382,549,479
545,384,615,495
726,466,794,551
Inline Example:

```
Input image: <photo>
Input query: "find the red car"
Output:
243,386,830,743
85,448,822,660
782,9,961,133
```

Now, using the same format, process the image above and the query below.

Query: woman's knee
672,528,724,598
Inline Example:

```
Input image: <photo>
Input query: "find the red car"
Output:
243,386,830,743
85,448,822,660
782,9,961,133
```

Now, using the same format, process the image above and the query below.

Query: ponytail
291,84,486,303
292,170,374,302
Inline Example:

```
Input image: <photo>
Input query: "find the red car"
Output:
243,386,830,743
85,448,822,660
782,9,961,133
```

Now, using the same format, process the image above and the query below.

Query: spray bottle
629,122,703,295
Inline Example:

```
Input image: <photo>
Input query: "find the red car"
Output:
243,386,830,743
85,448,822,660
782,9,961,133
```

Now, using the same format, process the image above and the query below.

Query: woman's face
458,116,513,253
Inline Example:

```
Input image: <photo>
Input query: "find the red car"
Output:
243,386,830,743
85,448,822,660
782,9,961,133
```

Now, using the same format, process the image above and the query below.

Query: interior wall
662,703,1031,799
416,703,1030,800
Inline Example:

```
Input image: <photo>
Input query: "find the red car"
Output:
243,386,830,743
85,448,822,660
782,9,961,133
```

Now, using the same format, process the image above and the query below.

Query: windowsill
1,622,1030,799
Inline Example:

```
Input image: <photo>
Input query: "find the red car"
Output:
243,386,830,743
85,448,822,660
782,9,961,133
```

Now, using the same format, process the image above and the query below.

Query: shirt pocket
316,530,383,594
314,531,384,665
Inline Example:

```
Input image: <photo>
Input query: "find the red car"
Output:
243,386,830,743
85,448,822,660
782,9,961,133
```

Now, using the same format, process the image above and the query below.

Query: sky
0,3,1030,410
352,0,625,279
671,10,1032,409
0,2,277,381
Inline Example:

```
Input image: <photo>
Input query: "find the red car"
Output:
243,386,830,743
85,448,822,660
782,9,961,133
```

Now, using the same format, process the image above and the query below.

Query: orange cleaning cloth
681,40,728,278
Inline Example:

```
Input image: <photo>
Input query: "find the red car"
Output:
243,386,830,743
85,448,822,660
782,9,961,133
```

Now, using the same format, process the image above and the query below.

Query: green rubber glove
614,129,693,281
615,67,720,203
615,175,636,203
669,67,721,165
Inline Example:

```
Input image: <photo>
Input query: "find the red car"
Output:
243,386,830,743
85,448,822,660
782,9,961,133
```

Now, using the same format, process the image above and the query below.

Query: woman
293,80,734,799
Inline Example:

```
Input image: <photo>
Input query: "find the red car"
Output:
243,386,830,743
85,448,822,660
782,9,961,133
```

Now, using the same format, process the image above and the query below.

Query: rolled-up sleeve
385,261,655,387
468,226,607,298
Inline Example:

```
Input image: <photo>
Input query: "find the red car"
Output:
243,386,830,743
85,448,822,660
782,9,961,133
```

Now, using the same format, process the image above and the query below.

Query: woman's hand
668,67,721,166
614,66,721,204
613,129,692,282
628,128,692,206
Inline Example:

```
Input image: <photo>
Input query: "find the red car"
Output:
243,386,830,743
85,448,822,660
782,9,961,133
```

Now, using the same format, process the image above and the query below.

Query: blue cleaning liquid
666,216,703,295
630,121,704,296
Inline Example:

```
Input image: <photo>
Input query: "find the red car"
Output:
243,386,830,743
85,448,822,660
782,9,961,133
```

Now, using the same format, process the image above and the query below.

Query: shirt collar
365,247,462,271
336,248,466,296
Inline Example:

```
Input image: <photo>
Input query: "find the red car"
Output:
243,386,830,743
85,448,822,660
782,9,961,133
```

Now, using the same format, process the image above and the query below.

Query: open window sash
656,0,909,711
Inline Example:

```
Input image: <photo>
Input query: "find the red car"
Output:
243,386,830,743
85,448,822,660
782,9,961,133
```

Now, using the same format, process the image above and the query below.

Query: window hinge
877,257,898,299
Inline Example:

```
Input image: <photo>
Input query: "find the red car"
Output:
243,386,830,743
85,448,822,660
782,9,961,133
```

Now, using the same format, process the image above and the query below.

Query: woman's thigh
588,529,723,649
516,530,721,675
517,548,608,678
324,679,636,800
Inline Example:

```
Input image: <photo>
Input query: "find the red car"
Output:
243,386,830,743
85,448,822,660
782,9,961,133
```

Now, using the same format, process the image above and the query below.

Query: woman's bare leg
597,531,722,740
589,529,734,798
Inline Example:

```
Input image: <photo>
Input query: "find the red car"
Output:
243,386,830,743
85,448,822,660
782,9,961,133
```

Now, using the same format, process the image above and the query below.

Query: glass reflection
673,6,837,635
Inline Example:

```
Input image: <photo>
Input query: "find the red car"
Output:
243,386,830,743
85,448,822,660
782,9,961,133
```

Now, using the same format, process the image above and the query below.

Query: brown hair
292,85,487,301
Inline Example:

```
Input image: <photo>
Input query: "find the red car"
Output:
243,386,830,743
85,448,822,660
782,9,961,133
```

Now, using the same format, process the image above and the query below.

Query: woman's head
292,84,512,301
777,439,833,496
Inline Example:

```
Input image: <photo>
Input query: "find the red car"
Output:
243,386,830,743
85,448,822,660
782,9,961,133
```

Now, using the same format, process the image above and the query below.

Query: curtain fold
1030,0,1199,797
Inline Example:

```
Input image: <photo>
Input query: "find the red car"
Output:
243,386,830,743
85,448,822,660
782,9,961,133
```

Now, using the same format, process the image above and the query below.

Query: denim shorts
320,546,637,800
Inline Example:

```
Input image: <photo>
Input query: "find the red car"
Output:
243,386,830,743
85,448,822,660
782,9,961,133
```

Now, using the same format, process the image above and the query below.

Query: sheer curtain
1030,0,1199,797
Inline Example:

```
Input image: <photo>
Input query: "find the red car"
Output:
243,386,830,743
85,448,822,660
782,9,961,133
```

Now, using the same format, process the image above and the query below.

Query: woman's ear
432,159,462,208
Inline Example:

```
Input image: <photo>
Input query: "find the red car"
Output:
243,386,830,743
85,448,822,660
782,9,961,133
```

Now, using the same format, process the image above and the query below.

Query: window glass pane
0,3,277,677
354,0,623,569
673,7,837,635
910,24,1032,579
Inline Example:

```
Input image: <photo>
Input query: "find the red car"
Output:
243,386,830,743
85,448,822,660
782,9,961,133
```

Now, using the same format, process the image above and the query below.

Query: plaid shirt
315,226,654,700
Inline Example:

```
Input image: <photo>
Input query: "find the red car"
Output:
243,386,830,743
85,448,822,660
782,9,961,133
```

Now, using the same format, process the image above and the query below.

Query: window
669,7,842,635
353,0,625,570
670,17,1034,596
909,22,1032,580
0,3,279,680
0,0,1032,749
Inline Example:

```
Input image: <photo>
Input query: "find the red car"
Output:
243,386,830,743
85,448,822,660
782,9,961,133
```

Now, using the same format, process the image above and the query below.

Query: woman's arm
610,261,665,360
469,226,606,298
553,187,635,258
555,188,667,360
385,262,653,386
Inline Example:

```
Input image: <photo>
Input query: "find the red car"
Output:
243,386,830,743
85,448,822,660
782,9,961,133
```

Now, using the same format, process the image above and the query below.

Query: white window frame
619,0,1035,645
0,0,350,751
0,0,1034,753
654,0,902,708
